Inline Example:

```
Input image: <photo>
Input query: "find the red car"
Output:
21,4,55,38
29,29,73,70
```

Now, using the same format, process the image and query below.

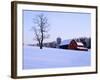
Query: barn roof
60,39,84,46
76,42,84,46
60,40,71,46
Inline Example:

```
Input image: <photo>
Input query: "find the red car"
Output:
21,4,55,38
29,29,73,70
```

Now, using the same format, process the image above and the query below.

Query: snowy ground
23,45,91,69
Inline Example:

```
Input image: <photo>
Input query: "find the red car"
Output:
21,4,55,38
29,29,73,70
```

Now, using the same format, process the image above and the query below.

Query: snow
23,45,91,69
60,40,71,46
77,42,84,46
77,47,88,49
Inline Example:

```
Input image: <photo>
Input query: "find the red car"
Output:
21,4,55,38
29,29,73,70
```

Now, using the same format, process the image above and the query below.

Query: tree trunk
40,45,43,49
40,42,43,49
40,29,43,49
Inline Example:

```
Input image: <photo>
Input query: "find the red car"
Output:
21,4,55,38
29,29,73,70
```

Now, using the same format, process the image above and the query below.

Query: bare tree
33,14,50,49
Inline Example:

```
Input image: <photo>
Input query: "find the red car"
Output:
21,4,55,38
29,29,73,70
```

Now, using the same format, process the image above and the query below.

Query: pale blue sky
23,10,91,44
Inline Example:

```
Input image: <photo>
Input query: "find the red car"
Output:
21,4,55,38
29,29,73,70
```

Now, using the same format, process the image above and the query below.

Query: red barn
59,39,88,51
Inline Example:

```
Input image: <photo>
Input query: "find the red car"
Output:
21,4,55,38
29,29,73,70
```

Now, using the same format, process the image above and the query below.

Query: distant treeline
75,37,91,49
30,37,91,49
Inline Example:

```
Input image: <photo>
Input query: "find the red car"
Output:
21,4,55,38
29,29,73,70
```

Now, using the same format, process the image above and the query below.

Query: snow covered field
23,45,91,69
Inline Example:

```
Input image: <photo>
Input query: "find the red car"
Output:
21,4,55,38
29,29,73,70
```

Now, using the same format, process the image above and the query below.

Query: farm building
59,40,71,49
59,39,88,51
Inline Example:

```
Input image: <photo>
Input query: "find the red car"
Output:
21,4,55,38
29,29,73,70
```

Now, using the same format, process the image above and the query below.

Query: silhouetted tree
78,37,91,49
33,14,50,49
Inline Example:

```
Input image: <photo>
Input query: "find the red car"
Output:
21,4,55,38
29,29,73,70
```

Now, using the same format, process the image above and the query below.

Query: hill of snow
23,45,91,69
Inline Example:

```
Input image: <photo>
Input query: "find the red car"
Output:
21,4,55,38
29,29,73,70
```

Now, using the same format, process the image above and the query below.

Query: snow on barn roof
77,47,87,49
60,39,84,46
77,42,84,46
60,40,71,46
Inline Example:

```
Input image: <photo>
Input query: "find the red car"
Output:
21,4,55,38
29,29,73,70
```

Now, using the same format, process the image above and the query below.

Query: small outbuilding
59,40,71,49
